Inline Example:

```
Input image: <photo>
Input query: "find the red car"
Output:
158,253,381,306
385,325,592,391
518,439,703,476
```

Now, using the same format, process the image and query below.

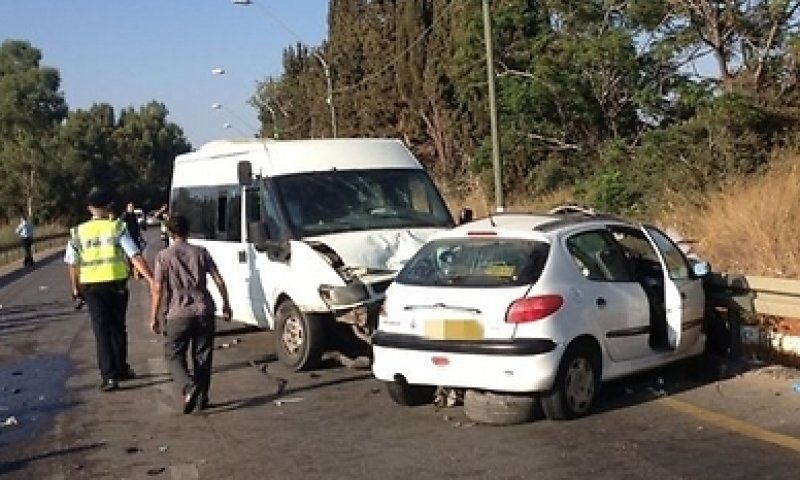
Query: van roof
172,138,423,188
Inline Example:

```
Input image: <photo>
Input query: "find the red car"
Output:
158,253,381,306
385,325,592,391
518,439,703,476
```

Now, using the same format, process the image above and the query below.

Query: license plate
424,319,484,340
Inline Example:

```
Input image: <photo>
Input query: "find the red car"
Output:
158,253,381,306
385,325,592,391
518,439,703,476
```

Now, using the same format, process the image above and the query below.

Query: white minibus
169,138,457,370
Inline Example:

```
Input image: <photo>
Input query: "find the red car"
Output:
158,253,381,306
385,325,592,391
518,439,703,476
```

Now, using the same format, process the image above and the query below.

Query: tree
0,40,67,221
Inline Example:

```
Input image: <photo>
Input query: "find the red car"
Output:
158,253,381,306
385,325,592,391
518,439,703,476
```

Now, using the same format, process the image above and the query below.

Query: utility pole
483,0,504,212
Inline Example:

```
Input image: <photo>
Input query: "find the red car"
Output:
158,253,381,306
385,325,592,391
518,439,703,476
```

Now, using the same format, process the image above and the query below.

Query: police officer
65,187,155,392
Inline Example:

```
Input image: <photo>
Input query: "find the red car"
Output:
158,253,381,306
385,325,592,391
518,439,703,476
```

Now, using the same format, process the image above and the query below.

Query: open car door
642,225,704,350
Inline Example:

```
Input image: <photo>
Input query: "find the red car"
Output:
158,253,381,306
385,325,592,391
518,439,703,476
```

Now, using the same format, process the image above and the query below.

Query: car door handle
596,297,607,308
238,250,246,263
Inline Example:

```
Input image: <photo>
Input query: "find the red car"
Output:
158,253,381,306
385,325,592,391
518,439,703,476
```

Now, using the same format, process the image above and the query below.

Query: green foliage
574,166,644,216
0,40,190,224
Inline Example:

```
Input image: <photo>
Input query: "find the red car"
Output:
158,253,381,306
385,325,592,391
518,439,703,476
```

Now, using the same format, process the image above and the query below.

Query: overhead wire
247,0,461,95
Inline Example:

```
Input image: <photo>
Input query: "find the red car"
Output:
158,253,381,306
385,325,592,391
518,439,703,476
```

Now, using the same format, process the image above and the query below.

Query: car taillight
505,295,564,323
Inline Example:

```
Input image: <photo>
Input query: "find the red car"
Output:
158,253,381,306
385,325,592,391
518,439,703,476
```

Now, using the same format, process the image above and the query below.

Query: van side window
245,186,287,241
173,185,241,241
226,188,242,241
262,186,286,240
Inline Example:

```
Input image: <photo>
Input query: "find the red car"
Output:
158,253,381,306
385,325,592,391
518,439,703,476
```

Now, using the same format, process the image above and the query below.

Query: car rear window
397,238,550,287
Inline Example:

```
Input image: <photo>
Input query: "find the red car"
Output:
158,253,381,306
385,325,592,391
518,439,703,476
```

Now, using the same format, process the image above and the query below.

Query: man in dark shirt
149,214,232,414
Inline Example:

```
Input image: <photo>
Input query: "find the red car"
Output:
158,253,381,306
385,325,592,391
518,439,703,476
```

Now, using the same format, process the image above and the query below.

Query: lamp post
230,0,337,138
482,0,504,212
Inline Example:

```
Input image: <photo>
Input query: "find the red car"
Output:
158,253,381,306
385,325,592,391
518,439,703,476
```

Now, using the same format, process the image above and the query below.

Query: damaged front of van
245,163,456,370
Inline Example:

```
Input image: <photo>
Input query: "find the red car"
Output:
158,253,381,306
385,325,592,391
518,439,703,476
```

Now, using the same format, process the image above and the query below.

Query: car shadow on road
198,372,373,415
590,354,755,416
0,442,104,475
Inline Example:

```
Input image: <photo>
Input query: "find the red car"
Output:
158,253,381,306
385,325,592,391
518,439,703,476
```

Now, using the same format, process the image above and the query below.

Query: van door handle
238,250,246,263
596,297,607,308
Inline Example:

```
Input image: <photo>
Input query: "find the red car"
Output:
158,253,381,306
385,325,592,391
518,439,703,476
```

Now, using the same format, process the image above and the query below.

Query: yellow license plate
424,319,484,340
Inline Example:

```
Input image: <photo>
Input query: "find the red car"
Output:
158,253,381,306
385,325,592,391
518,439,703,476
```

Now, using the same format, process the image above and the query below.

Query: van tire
275,300,324,371
540,342,600,420
463,390,539,425
385,379,435,406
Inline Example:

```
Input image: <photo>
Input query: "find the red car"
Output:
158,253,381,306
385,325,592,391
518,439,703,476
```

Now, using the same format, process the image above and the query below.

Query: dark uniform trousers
83,280,130,381
163,315,215,398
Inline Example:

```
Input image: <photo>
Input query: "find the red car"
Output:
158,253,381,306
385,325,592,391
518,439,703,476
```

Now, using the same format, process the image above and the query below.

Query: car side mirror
458,207,473,225
248,220,290,262
692,260,711,277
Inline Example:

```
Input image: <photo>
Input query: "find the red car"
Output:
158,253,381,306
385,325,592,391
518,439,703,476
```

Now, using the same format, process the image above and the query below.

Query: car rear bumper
372,332,564,393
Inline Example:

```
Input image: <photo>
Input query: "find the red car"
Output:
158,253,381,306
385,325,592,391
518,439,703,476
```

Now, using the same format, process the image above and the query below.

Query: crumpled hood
305,228,439,271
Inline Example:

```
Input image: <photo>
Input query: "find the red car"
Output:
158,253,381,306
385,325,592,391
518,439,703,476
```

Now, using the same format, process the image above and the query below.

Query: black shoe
183,386,200,414
118,367,136,381
99,379,119,392
196,392,209,411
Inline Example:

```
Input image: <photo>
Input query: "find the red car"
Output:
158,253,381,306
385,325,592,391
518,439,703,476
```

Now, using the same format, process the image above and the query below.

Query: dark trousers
83,281,130,381
21,238,33,266
163,315,215,399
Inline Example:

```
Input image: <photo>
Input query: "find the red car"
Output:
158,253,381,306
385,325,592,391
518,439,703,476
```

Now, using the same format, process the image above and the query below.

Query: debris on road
274,397,304,406
1,415,19,427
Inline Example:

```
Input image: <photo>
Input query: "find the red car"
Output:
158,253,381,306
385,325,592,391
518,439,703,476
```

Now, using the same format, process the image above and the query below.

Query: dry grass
442,176,576,219
657,154,800,277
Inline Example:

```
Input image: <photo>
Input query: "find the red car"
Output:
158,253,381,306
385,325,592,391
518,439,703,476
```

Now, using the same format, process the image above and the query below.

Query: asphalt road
2,231,800,479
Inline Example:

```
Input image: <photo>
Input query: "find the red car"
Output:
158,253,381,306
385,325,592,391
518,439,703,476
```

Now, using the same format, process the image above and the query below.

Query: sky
0,0,330,148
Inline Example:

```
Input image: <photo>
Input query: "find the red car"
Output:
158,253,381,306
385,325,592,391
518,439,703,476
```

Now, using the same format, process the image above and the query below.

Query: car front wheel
274,300,324,371
541,343,600,420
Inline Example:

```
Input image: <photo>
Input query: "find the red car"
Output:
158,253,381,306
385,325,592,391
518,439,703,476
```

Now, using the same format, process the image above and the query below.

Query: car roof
432,211,634,242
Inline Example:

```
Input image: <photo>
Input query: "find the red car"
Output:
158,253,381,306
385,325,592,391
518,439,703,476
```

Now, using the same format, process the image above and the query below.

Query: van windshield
274,168,453,237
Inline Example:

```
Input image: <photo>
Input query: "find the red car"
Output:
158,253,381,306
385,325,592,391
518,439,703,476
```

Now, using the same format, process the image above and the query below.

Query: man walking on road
150,214,232,414
65,187,155,392
15,214,34,267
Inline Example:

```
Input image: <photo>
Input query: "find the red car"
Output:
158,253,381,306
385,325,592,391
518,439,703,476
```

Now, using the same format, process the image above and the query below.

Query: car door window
566,231,632,282
644,226,691,280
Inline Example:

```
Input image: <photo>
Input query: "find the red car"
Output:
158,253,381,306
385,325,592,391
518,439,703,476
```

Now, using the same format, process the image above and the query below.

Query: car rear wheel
463,390,541,425
541,343,600,420
384,377,435,406
275,300,324,371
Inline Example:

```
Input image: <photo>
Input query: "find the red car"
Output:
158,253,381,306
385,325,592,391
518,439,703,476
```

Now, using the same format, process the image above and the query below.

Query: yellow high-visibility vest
71,219,130,283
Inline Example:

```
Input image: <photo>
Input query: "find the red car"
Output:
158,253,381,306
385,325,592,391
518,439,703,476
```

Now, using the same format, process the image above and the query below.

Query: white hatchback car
371,210,711,422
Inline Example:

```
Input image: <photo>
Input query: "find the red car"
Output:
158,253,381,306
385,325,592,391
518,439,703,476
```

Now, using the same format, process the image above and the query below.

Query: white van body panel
170,138,453,334
172,138,424,187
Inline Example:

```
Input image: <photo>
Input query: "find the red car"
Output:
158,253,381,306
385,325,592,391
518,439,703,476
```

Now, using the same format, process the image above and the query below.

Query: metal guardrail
706,273,800,358
0,232,69,267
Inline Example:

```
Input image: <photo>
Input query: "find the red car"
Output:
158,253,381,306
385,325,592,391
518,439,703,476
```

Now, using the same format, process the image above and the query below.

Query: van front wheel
275,300,324,371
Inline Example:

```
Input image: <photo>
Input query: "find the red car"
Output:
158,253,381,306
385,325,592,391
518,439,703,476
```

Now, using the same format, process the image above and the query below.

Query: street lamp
230,0,337,138
211,103,259,137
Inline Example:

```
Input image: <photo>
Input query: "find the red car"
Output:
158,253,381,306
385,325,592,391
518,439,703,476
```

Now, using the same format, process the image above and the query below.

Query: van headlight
319,282,370,307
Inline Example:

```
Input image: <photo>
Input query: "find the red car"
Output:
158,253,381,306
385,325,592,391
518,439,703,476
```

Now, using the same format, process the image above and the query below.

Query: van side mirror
248,220,290,262
458,208,473,225
238,161,253,186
